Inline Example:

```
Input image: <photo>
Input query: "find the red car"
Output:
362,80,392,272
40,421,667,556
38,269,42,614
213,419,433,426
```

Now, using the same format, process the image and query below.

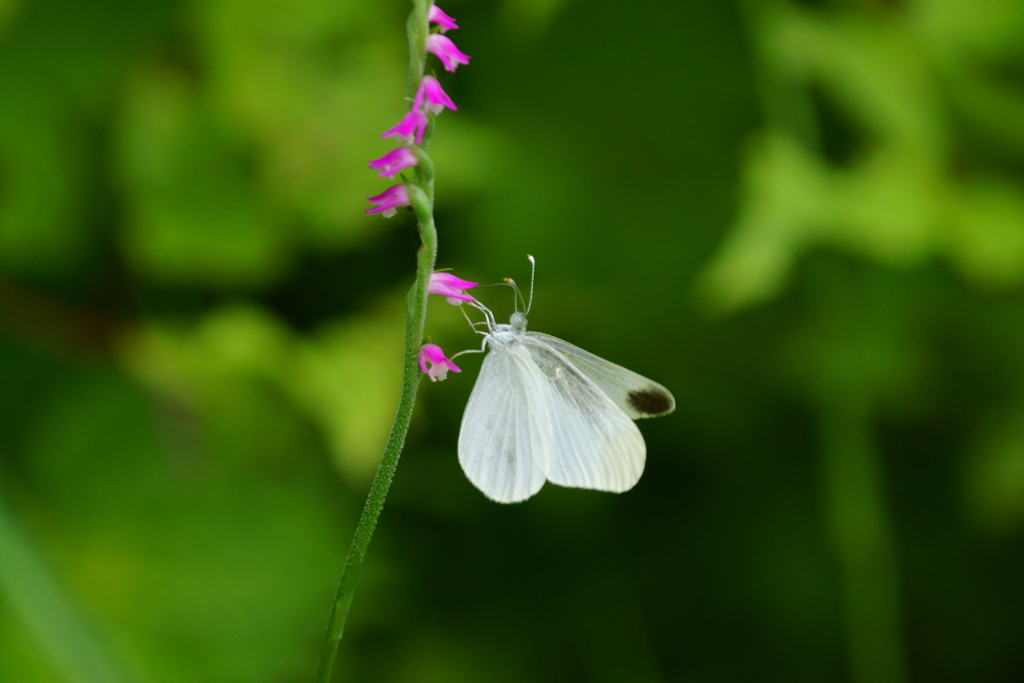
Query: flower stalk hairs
315,3,469,682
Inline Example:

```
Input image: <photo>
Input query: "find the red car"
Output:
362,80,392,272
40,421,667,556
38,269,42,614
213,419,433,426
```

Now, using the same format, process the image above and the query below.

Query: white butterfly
457,262,675,504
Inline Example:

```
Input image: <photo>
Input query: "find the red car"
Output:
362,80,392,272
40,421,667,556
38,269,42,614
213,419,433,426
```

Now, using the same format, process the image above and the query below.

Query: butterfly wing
458,344,553,503
525,332,675,419
521,336,646,493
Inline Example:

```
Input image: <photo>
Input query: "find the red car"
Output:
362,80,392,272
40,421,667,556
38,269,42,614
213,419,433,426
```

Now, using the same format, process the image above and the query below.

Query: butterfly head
510,311,528,333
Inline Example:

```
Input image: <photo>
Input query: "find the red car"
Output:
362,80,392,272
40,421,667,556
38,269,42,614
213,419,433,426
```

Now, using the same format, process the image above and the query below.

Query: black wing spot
627,389,673,416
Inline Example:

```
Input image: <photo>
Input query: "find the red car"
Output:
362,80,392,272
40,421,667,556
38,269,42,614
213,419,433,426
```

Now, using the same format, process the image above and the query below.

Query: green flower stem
406,1,429,99
313,194,434,682
314,3,436,682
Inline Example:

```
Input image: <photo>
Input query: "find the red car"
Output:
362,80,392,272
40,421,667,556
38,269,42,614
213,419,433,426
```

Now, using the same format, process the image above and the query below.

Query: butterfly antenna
503,277,526,313
526,255,536,315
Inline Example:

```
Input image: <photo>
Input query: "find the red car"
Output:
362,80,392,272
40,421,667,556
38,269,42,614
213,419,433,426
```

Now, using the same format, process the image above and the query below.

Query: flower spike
413,76,457,115
419,343,461,382
365,185,410,217
381,108,429,146
426,34,470,73
428,5,459,32
429,272,478,304
368,147,418,179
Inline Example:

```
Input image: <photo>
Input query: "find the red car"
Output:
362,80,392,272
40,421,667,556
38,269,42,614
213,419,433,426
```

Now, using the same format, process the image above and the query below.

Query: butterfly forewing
458,345,553,503
525,332,676,419
521,337,646,493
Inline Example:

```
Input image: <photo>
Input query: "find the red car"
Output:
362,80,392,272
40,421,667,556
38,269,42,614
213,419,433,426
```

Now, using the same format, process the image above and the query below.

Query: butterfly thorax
486,325,520,351
485,312,529,351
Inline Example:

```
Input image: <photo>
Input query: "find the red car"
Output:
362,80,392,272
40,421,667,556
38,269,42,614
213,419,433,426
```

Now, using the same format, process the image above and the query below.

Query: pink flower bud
426,34,470,73
413,76,457,115
368,147,418,179
428,5,459,32
381,108,429,146
419,343,461,382
365,185,410,217
428,272,478,304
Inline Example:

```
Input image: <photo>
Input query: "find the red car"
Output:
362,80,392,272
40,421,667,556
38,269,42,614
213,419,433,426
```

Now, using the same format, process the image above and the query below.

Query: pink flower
365,185,410,217
381,108,429,145
428,272,478,304
426,34,470,73
368,147,418,179
428,5,459,32
419,343,461,382
413,76,457,115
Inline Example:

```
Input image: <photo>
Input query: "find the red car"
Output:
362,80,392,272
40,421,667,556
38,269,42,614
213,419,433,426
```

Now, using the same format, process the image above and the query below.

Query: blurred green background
3,0,1024,681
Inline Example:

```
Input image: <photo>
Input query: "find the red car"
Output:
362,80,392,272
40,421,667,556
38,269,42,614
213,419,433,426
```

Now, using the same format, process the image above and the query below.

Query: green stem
314,2,435,682
406,1,429,101
821,399,906,683
313,201,435,682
